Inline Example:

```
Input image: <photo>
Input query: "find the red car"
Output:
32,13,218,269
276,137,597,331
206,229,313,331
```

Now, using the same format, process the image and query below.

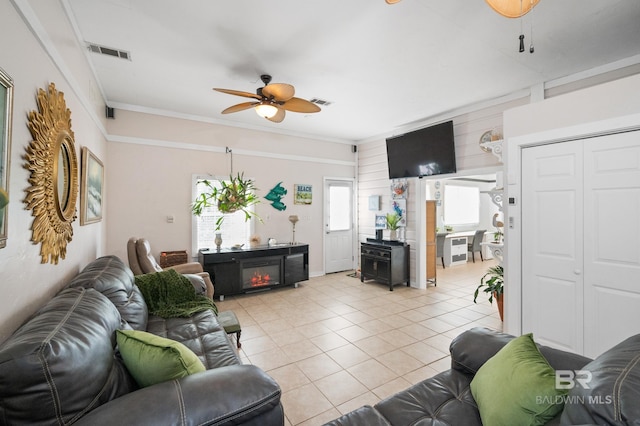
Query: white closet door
583,131,640,358
522,141,584,354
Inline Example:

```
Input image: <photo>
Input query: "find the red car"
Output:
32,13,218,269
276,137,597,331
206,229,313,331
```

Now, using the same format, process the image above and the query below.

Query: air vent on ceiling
309,98,333,107
87,42,131,60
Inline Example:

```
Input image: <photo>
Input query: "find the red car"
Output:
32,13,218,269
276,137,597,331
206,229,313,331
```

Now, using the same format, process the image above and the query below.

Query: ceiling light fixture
384,0,541,19
384,0,540,53
485,0,539,53
255,102,278,119
485,0,540,18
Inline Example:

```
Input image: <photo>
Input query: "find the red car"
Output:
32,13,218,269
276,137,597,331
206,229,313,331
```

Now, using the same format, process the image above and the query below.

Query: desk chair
436,233,447,268
467,230,486,263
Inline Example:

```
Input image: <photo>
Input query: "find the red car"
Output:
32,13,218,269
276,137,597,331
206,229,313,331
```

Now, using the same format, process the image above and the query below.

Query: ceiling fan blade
214,88,261,100
281,97,321,113
221,101,259,114
266,108,286,123
262,83,295,101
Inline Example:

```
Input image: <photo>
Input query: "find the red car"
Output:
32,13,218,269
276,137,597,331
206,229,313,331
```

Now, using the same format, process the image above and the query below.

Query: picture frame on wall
375,214,387,229
293,184,312,205
368,195,380,211
0,67,14,249
80,146,104,225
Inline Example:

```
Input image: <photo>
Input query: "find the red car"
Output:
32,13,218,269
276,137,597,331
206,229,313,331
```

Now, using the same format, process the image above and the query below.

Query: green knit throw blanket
134,269,218,318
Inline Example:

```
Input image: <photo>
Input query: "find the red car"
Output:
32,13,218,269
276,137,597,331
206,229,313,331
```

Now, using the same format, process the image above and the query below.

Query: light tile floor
216,258,503,426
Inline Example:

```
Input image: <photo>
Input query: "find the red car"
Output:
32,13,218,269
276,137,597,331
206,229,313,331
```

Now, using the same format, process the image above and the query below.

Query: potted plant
473,265,504,321
0,187,8,228
386,212,401,240
191,172,260,231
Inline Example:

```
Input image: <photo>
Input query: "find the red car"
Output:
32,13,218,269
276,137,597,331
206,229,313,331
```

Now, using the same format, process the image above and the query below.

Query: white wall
0,0,108,343
505,74,640,138
503,73,640,335
105,109,355,277
356,99,517,286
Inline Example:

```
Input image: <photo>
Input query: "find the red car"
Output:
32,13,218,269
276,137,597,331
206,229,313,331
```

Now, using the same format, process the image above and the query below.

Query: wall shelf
481,242,504,265
480,139,504,163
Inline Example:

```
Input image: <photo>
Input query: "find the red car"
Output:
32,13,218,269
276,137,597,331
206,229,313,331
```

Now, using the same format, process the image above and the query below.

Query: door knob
574,269,582,275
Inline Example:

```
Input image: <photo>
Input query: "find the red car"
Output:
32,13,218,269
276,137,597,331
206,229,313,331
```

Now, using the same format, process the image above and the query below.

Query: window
443,184,480,226
328,185,351,231
192,175,253,253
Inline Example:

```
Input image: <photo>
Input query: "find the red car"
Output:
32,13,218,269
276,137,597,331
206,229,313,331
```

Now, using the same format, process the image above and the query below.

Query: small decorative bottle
214,233,222,250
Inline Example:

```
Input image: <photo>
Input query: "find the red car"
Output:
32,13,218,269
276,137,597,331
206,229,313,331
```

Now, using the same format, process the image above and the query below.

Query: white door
324,179,354,273
583,131,640,357
522,141,584,353
522,130,640,357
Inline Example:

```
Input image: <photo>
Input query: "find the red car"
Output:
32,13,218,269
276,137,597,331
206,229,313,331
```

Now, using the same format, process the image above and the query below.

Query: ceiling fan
213,74,321,123
385,0,540,17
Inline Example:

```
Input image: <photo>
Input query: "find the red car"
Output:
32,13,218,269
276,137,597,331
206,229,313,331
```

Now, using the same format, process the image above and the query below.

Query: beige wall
0,0,108,342
3,0,639,345
0,1,355,343
105,110,355,276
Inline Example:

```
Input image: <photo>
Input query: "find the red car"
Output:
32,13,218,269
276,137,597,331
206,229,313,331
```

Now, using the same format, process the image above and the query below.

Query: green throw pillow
116,329,205,387
470,333,566,426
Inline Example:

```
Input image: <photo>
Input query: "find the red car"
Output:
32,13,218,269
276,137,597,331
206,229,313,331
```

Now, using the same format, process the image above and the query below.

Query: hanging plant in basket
191,173,260,230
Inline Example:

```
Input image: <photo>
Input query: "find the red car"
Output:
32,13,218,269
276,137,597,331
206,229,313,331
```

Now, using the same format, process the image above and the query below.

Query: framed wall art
80,146,104,225
0,67,14,249
368,195,380,211
294,184,312,205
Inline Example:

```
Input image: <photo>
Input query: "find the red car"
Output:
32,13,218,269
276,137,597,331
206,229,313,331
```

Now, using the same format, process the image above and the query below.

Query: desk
443,233,471,267
443,231,493,266
481,241,503,265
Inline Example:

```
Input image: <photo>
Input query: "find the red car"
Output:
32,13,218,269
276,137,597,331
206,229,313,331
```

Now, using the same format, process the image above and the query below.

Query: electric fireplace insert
240,257,282,290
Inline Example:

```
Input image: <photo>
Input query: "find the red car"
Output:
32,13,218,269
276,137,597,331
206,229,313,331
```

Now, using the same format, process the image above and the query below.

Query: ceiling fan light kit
384,0,541,21
214,74,320,123
485,0,540,18
255,103,278,119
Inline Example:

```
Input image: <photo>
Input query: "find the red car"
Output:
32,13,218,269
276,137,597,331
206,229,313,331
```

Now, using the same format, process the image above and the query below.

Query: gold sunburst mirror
25,83,78,264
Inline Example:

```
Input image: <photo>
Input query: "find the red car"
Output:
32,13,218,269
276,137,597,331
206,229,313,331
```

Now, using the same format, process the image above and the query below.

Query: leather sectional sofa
325,327,640,426
0,255,283,425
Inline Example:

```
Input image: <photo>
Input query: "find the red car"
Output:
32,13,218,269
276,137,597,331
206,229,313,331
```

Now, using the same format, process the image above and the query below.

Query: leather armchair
127,237,214,299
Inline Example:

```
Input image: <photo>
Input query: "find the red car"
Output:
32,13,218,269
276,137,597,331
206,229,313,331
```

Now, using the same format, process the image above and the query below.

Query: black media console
198,243,309,300
360,238,409,291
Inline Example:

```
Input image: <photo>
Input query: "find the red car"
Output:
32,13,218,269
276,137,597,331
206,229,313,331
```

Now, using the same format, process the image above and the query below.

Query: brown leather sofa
0,255,283,425
127,236,214,299
325,327,640,426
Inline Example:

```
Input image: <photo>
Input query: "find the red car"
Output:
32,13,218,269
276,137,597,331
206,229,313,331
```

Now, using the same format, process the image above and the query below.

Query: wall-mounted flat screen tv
386,120,456,179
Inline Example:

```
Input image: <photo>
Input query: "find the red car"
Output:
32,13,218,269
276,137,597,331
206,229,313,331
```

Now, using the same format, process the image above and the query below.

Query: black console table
360,239,409,291
198,243,309,300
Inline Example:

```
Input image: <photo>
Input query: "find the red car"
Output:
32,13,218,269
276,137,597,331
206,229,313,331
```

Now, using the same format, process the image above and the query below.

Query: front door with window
324,178,354,273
